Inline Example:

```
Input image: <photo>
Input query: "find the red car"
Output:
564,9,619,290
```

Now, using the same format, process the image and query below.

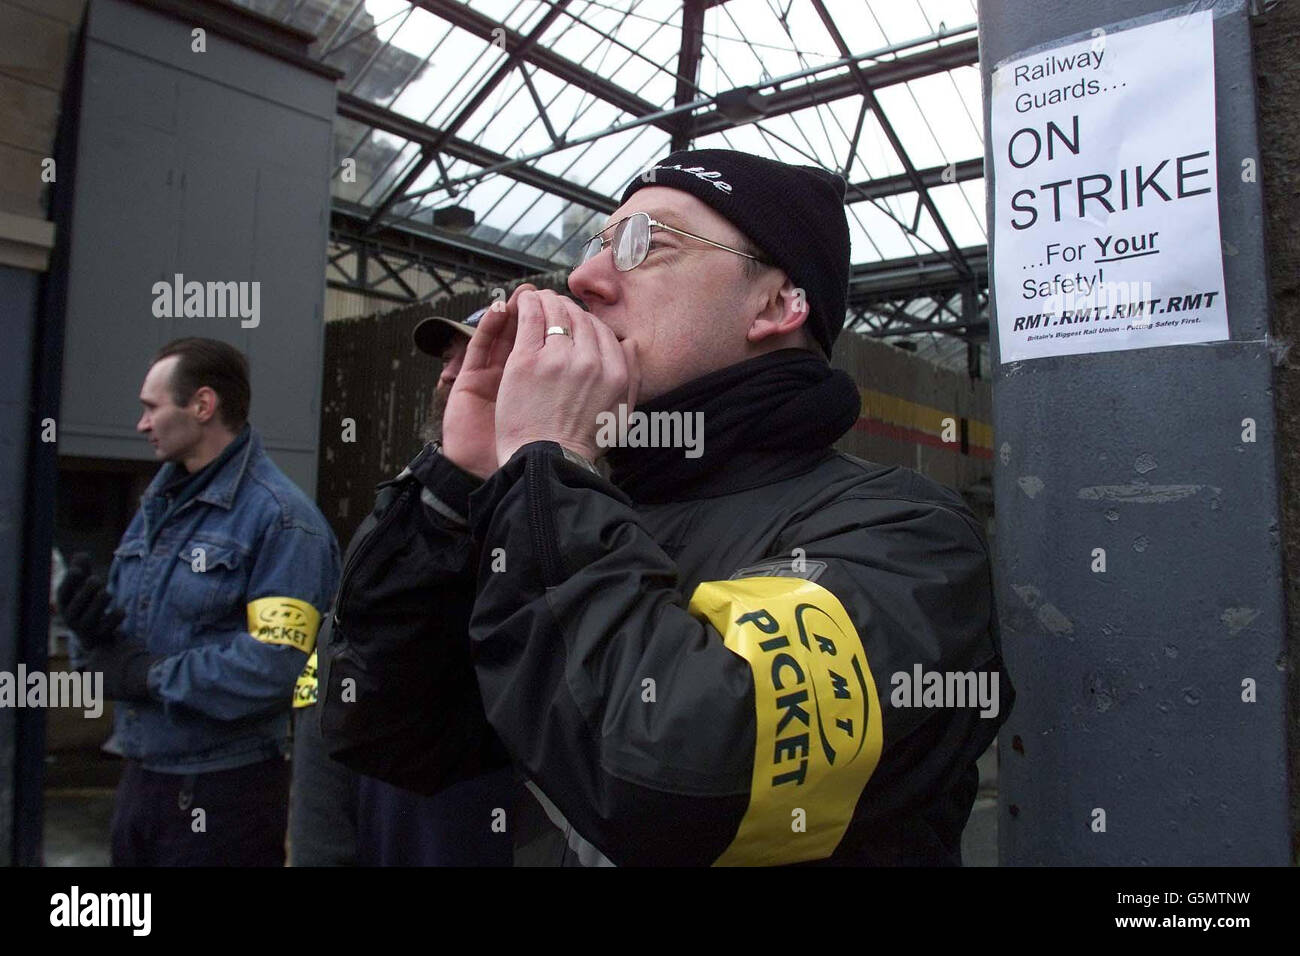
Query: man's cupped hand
442,286,639,478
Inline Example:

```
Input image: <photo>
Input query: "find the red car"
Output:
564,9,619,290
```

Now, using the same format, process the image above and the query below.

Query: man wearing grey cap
413,307,486,442
325,149,1012,866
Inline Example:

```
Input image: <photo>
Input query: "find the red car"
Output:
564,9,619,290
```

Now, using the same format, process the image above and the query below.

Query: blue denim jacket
105,426,341,773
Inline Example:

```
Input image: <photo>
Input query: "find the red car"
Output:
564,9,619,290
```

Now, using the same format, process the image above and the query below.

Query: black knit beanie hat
620,148,851,357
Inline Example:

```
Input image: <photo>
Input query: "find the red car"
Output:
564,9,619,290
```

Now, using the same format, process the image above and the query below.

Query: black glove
55,552,125,649
82,640,160,702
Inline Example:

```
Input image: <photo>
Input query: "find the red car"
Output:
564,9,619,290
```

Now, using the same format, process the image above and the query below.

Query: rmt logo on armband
736,603,871,787
689,577,884,865
246,597,320,652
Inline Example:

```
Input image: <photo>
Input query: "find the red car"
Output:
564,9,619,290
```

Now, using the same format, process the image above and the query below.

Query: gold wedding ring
544,325,572,339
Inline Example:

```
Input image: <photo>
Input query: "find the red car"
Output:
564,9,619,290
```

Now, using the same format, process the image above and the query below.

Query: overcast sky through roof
318,0,984,269
237,0,989,371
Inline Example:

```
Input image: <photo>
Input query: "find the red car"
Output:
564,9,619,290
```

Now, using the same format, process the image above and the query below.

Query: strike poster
990,11,1229,363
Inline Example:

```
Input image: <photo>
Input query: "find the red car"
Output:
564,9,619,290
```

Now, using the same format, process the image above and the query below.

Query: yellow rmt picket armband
246,596,321,654
688,577,883,866
293,650,319,708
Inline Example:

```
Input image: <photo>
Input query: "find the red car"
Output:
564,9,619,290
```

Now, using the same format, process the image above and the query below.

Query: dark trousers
110,757,290,866
355,767,516,866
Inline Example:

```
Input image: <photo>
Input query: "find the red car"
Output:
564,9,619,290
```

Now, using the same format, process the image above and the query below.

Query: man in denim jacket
59,337,340,865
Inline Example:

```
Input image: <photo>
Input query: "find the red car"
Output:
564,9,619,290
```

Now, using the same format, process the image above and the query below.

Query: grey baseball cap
413,306,488,356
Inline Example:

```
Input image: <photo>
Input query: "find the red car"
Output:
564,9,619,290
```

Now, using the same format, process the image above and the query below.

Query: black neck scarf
606,349,861,503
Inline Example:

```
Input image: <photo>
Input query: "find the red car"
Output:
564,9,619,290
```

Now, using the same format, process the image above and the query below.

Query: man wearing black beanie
328,148,1012,866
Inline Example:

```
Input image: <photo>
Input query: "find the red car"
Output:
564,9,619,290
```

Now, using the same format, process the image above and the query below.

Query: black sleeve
318,445,511,795
468,443,752,866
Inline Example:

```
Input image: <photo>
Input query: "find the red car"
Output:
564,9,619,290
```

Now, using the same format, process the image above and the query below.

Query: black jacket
392,424,1012,866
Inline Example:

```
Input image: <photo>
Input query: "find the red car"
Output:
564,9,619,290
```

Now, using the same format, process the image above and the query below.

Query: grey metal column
981,0,1292,864
57,0,341,495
